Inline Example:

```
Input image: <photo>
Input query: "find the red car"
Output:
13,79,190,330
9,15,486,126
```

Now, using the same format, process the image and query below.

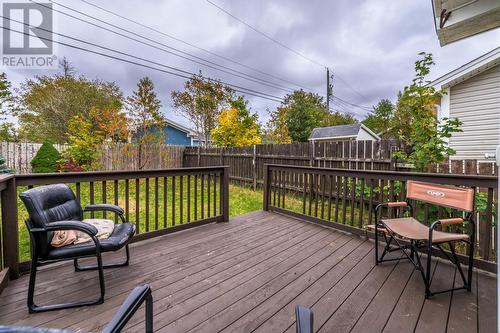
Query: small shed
308,124,380,142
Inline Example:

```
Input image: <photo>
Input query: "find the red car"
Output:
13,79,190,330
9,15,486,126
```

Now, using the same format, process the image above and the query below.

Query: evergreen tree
0,155,13,174
31,141,61,173
126,76,166,169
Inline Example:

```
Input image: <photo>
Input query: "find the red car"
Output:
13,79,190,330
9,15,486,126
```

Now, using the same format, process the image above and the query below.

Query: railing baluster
89,181,95,218
102,180,107,219
145,177,149,232
76,182,81,204
321,174,326,220
135,178,140,234
368,178,374,225
314,173,319,218
328,175,333,221
154,177,159,230
114,180,119,223
358,178,365,228
187,175,191,222
335,175,340,223
194,174,198,221
302,172,306,215
201,174,204,219
180,175,184,224
163,177,167,228
125,179,130,222
341,177,348,224
350,177,356,225
172,176,176,226
207,173,211,217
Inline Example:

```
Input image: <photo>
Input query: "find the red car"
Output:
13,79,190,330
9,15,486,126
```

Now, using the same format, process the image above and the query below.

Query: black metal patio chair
0,284,153,333
19,184,136,313
373,180,475,298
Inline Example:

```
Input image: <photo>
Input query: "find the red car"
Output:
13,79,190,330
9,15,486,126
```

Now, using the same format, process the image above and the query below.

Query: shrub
57,158,84,172
0,155,13,173
31,141,61,173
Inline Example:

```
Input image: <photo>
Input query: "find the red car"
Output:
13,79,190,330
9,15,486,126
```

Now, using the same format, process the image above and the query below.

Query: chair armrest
438,218,464,226
46,221,98,236
84,204,124,216
102,285,153,333
295,305,313,333
84,204,125,223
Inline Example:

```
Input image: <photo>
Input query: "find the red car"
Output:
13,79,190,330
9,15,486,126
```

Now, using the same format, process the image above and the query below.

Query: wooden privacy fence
99,143,185,170
0,142,67,174
184,141,498,188
0,166,229,285
0,142,185,173
263,164,498,272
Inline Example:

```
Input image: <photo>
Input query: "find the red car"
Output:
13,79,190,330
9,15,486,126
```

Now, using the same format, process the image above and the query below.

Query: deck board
0,210,496,333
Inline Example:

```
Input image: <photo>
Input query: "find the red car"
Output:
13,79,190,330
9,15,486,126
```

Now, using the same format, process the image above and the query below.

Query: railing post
221,166,229,222
263,164,270,211
1,176,18,279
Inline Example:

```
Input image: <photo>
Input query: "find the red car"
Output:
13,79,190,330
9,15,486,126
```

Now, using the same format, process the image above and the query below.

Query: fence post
252,145,257,191
263,164,270,211
1,176,18,279
221,166,229,222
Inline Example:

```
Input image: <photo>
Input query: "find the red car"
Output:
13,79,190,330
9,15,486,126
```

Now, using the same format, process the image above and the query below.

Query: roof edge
428,47,500,88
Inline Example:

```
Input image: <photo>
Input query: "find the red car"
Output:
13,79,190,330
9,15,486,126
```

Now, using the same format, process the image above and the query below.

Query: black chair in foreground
0,285,153,333
19,184,136,313
295,305,314,333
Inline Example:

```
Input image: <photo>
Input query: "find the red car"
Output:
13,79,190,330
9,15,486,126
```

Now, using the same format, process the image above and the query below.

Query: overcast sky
3,0,499,128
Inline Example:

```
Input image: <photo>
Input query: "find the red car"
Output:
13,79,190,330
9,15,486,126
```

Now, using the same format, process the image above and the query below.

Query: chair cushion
381,217,469,243
46,223,135,260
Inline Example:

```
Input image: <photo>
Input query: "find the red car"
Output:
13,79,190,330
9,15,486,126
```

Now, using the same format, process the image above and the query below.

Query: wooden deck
0,211,497,332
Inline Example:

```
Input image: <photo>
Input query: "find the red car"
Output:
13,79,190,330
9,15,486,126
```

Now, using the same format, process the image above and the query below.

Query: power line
30,0,296,94
79,0,312,91
0,22,285,103
205,0,324,68
205,0,373,104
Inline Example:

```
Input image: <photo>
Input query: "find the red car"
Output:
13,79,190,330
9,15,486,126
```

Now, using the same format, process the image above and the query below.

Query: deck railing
263,164,498,272
0,166,229,284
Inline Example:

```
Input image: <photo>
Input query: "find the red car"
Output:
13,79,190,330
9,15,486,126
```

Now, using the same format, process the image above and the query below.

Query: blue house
161,119,204,147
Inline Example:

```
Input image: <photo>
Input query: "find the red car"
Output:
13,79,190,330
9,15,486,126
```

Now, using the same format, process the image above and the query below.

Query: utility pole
326,67,333,111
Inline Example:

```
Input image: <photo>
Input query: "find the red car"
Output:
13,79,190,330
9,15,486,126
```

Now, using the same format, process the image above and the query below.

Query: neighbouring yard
16,182,269,261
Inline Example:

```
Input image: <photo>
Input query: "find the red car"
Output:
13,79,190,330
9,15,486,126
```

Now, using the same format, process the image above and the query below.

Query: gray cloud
3,0,499,127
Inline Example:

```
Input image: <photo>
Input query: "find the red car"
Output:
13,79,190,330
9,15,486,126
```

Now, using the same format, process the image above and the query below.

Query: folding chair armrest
84,204,126,223
438,218,464,226
102,285,153,333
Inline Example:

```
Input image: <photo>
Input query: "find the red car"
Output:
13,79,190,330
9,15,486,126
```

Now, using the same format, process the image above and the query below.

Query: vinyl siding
449,65,500,160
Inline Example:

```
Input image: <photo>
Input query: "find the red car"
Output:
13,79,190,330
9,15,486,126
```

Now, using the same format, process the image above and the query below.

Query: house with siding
161,119,205,146
429,47,500,160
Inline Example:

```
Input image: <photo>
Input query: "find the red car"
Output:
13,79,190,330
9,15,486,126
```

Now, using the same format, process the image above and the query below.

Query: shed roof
309,124,380,141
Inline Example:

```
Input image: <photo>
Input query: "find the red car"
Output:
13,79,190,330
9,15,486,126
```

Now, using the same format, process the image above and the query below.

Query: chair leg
467,240,474,292
28,253,105,313
75,245,130,271
425,242,433,299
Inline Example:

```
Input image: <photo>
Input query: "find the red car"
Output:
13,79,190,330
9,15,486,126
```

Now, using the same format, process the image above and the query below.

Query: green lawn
16,182,267,261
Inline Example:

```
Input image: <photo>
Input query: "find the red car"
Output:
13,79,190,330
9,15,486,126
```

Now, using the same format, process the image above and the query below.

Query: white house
432,0,500,46
308,124,380,142
429,47,500,160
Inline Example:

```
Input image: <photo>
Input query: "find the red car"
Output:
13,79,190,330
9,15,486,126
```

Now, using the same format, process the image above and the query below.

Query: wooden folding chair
373,180,475,298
